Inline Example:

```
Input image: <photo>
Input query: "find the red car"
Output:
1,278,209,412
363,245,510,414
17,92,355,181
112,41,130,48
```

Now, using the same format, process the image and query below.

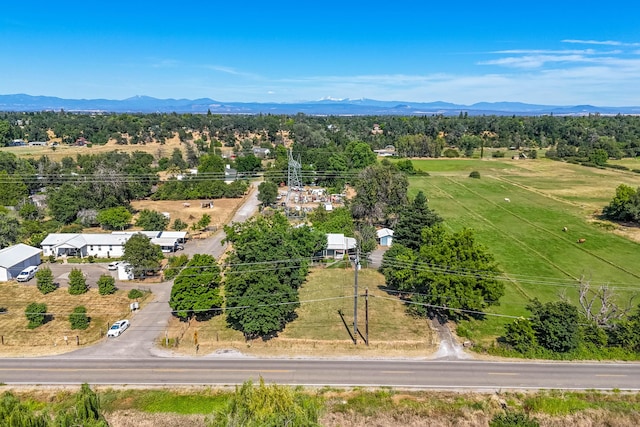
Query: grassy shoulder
6,385,640,427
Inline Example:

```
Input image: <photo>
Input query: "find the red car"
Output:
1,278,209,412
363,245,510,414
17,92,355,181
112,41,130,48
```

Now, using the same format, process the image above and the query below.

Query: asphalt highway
1,357,639,391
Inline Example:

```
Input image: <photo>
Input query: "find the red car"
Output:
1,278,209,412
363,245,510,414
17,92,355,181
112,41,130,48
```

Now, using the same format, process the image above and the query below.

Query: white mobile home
41,233,130,259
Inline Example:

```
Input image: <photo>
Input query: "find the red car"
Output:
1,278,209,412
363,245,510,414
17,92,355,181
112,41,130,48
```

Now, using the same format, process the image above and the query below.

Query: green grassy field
406,158,640,343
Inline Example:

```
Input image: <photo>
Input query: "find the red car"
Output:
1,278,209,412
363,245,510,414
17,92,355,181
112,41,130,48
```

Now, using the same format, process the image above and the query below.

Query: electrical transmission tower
286,148,303,216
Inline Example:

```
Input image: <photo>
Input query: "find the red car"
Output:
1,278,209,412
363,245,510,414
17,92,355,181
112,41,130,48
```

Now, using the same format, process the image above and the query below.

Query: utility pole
365,287,369,346
353,251,359,345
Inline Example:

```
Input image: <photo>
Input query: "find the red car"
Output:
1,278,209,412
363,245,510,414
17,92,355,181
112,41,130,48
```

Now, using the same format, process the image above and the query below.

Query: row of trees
4,111,640,157
501,287,640,358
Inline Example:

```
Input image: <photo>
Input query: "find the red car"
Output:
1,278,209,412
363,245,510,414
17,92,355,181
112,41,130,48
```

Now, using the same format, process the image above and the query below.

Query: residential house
224,164,238,183
376,228,394,247
41,233,130,258
252,147,271,158
0,244,42,282
323,233,357,259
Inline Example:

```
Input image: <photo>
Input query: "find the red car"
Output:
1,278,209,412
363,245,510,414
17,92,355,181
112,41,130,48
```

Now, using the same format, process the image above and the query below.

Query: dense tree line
3,111,640,158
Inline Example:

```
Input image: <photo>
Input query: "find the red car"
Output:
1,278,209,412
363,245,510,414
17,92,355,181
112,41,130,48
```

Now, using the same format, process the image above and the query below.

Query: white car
107,261,120,270
107,319,130,337
16,265,38,282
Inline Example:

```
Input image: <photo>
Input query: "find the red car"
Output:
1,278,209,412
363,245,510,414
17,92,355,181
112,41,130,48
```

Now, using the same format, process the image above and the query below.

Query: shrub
69,306,89,330
25,302,47,329
492,150,505,158
490,411,539,427
469,171,481,179
128,289,144,300
68,268,88,295
442,148,460,158
48,254,56,263
87,255,95,263
97,274,117,295
163,254,189,281
36,267,56,294
208,378,322,427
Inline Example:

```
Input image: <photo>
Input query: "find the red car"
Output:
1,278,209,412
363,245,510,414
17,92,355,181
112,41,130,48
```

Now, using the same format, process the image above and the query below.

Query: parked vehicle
16,266,38,282
107,261,120,270
107,319,130,337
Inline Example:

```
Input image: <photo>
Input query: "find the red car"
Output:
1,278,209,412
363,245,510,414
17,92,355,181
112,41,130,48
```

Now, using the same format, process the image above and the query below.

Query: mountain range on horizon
1,93,640,116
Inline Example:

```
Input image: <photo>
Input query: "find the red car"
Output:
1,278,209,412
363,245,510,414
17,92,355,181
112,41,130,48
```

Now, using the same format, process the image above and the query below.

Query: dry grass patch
130,197,245,234
0,282,142,355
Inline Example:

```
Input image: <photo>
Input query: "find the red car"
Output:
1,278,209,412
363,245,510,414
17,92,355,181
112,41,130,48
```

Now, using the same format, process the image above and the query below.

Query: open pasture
407,158,640,342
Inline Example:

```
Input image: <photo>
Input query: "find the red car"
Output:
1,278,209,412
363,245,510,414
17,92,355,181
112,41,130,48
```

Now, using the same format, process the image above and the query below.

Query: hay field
407,158,640,343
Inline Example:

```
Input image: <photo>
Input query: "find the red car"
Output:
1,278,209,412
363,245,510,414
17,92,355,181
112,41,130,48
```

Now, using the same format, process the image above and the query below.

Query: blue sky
2,1,639,105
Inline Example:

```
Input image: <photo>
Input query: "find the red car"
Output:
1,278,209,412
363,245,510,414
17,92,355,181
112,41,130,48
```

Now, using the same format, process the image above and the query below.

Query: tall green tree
527,299,579,353
351,163,408,225
135,209,170,230
0,171,28,206
97,274,117,295
96,206,132,230
393,191,442,251
122,233,164,278
36,267,56,294
603,184,640,223
0,213,20,248
68,268,88,295
69,306,89,330
380,224,502,319
169,254,223,321
257,181,278,206
224,212,325,339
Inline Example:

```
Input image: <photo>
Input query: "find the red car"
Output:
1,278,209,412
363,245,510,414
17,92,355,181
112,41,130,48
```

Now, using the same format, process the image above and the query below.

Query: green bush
490,411,539,427
87,255,95,263
36,267,57,294
207,378,322,427
25,302,47,329
469,171,481,179
69,306,89,330
442,148,460,158
68,268,88,295
492,150,505,158
128,289,144,300
97,274,117,295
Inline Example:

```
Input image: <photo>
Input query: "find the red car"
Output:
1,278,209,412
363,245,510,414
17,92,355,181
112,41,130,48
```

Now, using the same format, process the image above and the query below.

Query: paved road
1,357,640,391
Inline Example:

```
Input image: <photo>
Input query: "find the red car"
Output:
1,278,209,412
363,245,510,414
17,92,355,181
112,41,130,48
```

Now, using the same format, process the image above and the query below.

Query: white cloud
562,39,640,47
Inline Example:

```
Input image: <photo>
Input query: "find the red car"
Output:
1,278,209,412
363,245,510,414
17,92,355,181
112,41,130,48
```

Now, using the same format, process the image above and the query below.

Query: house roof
151,237,178,246
41,233,130,248
112,231,161,238
160,231,187,239
0,244,41,268
376,228,394,238
326,233,357,251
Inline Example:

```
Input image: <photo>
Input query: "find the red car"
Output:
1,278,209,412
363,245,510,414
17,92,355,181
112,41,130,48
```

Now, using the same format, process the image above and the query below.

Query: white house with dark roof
0,244,42,282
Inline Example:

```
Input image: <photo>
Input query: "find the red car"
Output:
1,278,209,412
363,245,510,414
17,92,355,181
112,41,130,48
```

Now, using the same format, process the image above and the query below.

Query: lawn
405,158,640,344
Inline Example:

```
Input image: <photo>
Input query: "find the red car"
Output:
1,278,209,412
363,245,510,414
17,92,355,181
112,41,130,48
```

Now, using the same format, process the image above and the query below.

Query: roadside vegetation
5,384,640,427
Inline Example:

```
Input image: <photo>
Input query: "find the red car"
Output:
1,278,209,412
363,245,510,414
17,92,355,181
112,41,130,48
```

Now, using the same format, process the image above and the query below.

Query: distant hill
1,94,640,116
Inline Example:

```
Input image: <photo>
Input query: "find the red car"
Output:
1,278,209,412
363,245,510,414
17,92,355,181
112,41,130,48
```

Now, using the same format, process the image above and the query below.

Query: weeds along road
2,357,640,391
